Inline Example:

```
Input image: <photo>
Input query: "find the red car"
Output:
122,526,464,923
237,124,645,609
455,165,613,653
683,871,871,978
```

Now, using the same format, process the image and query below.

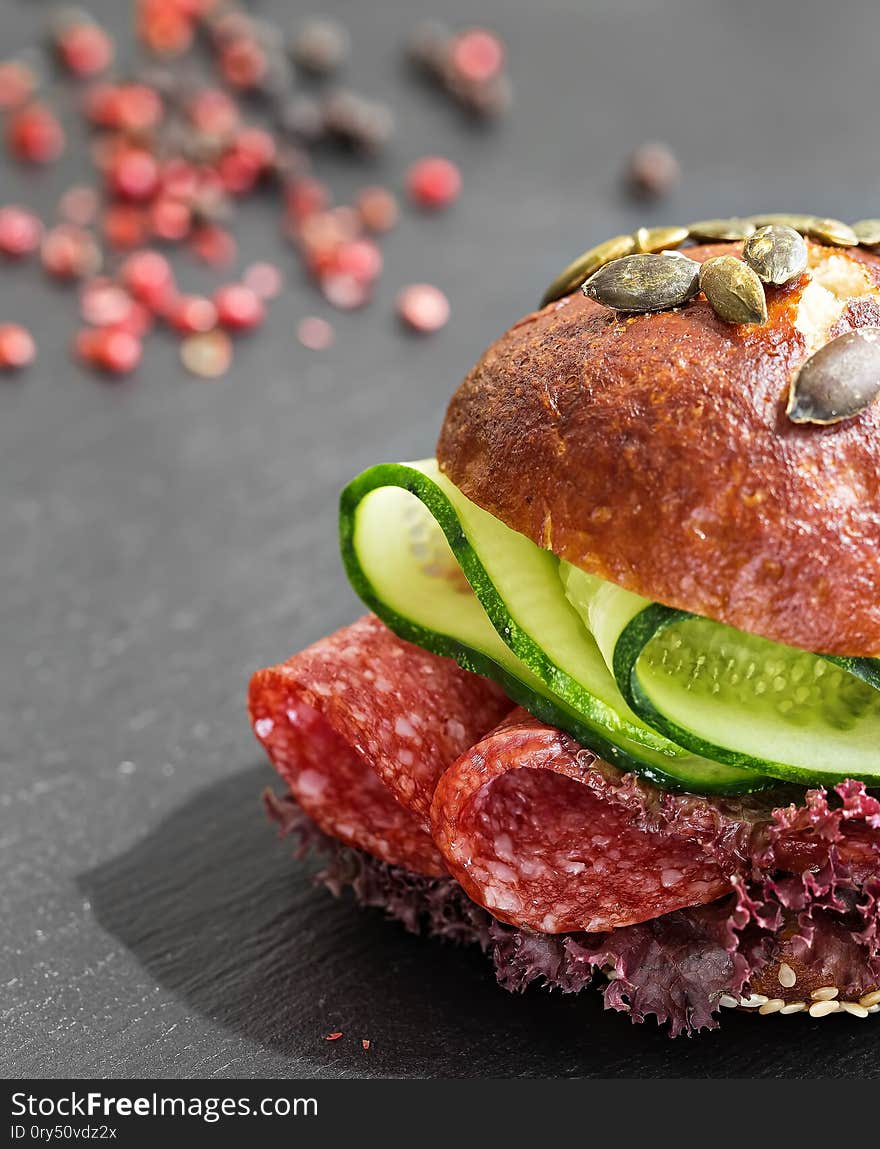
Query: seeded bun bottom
437,242,880,656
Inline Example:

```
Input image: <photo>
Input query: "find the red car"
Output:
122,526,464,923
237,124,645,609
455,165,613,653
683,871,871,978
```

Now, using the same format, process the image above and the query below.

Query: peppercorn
6,102,65,163
52,12,114,78
290,18,350,76
0,206,43,257
0,323,36,370
355,186,399,234
625,141,681,200
40,225,101,278
407,156,462,210
397,284,450,333
75,328,142,375
214,283,265,331
120,250,175,310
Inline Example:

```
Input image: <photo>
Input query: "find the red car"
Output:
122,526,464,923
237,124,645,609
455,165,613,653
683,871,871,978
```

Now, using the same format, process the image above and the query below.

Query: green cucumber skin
614,604,880,789
339,464,766,794
825,655,880,692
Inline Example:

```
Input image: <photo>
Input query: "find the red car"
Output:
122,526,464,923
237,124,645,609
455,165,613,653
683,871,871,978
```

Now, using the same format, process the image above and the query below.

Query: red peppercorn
296,208,359,277
58,185,98,226
84,83,162,134
284,177,330,224
75,328,142,375
296,316,334,351
107,147,160,201
54,19,114,78
242,262,283,300
320,272,370,311
0,59,39,110
0,206,43,257
6,102,65,164
186,88,239,140
106,300,153,338
188,224,236,267
356,186,399,234
333,238,383,284
159,158,199,202
217,149,258,196
213,283,265,331
101,204,148,251
236,127,276,172
120,250,175,310
448,29,504,85
406,156,461,210
0,323,36,370
137,0,196,58
41,225,101,279
218,37,268,91
149,197,191,241
396,283,450,333
165,294,218,335
80,279,138,328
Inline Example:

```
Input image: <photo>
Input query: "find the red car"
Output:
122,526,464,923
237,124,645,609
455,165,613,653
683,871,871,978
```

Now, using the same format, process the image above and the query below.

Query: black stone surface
2,0,879,1079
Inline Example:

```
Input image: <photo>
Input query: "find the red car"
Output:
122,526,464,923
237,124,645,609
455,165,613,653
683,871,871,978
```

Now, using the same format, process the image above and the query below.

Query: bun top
437,240,880,656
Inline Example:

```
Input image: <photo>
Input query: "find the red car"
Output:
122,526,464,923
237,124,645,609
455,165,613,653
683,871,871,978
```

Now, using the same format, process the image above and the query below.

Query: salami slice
248,614,510,875
430,710,765,933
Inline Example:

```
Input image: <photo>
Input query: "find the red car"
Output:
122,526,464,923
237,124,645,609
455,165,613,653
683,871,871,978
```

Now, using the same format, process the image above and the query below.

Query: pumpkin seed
805,217,858,248
853,219,880,249
787,327,880,425
688,217,756,242
540,234,636,307
633,224,690,254
742,225,808,285
748,214,859,248
748,213,817,233
699,255,767,325
582,252,700,313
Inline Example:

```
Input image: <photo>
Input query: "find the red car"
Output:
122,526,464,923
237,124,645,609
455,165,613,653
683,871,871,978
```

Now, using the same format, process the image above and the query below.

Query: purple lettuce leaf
266,783,880,1037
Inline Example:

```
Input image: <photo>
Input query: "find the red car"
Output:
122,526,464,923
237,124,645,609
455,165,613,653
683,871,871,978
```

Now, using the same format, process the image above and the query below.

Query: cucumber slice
567,566,880,787
340,460,764,793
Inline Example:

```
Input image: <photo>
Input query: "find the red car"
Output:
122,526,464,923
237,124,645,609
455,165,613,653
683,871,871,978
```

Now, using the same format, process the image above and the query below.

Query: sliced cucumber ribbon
340,460,763,794
562,564,880,788
342,458,880,791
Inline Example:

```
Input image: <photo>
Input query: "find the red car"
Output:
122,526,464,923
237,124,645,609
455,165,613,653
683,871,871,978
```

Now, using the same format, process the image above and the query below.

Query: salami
430,710,765,933
248,614,510,875
250,616,785,933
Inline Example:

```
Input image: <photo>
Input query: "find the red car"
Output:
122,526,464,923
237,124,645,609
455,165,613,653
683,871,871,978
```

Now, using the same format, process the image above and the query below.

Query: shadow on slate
79,765,880,1078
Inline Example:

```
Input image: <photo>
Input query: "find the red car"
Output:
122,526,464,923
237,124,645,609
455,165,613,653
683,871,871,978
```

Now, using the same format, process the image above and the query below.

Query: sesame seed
739,994,769,1008
759,998,785,1015
777,962,797,989
719,994,739,1009
841,1002,870,1019
858,989,880,1008
780,1002,806,1015
811,986,839,1002
809,1000,840,1018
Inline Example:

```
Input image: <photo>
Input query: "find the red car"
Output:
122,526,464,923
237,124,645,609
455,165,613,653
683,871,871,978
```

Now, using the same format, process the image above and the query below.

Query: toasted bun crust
437,241,880,656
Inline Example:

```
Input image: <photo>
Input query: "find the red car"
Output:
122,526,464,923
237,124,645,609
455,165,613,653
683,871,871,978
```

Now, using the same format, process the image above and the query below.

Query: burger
249,214,880,1035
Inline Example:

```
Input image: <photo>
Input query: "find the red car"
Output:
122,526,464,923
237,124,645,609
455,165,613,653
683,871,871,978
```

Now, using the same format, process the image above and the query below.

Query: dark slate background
2,0,879,1079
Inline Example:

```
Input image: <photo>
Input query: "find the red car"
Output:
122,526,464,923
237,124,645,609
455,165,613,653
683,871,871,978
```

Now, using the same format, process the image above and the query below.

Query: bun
437,242,880,656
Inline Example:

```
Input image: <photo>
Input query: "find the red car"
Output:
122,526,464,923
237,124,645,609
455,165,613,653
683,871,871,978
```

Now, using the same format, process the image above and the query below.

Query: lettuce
266,782,880,1037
